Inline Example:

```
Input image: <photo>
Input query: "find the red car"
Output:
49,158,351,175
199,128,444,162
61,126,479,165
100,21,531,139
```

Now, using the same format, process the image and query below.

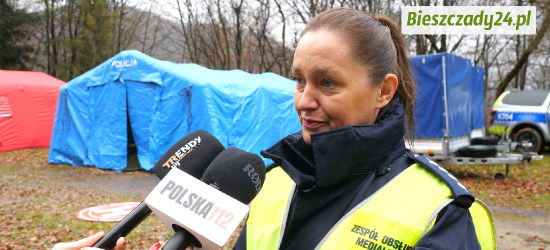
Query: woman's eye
293,77,305,85
322,79,336,88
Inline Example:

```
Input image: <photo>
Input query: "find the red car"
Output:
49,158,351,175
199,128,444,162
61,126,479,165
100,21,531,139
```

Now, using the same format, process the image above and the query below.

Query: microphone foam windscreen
152,130,225,180
201,147,266,204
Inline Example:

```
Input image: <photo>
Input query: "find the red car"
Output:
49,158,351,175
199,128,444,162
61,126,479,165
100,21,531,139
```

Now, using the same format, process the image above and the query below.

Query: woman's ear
375,74,398,109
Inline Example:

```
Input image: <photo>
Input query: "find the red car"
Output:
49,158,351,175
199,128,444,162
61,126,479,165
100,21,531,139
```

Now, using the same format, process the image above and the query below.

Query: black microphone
93,130,225,249
201,147,266,204
158,147,266,250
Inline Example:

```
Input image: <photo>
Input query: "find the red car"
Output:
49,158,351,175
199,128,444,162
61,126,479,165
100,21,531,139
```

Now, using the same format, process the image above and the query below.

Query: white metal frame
410,55,543,168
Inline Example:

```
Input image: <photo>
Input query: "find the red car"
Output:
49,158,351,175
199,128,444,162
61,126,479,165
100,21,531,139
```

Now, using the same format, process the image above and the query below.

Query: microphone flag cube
145,168,250,250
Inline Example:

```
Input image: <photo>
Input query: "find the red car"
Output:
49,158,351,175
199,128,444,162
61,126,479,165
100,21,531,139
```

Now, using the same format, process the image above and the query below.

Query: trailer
408,53,542,178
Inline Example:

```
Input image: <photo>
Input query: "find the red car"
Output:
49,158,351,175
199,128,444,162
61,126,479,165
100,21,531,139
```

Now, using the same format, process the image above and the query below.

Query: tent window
0,96,12,118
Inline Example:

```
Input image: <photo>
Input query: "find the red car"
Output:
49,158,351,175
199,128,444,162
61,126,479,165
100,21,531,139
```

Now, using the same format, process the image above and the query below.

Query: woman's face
292,30,396,144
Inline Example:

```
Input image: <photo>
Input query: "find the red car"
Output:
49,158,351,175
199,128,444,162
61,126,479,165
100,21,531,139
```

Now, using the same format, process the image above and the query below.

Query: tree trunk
44,0,51,74
49,0,57,77
232,0,244,70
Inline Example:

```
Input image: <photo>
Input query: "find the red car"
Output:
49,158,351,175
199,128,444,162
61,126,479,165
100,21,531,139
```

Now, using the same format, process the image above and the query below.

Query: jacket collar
262,99,408,190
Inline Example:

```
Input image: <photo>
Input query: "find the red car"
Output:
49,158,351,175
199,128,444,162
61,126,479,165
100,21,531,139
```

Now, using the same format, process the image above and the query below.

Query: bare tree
496,7,550,97
273,0,290,76
230,0,245,69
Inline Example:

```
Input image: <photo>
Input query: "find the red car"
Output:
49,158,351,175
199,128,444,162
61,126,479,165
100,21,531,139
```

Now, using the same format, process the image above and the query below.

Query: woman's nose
296,84,319,111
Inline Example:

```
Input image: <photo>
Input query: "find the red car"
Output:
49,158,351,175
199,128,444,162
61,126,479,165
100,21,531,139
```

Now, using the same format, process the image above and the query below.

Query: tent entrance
86,79,158,171
124,80,159,171
126,104,141,171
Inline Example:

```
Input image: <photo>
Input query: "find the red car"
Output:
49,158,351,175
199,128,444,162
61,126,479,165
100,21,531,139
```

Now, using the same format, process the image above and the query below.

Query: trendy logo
162,136,202,168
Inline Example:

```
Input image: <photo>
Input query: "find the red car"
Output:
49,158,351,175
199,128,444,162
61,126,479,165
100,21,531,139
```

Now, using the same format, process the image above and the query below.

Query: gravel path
491,206,550,250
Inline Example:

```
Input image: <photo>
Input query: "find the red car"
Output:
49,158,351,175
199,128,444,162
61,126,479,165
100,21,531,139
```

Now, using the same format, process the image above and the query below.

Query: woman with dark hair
233,7,496,250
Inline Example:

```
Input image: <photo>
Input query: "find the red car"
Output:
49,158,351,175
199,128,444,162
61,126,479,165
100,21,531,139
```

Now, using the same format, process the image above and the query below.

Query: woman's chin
302,131,312,144
302,126,331,144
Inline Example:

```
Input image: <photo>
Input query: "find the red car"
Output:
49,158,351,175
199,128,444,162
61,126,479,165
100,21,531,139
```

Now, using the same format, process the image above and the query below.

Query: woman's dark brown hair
301,7,416,140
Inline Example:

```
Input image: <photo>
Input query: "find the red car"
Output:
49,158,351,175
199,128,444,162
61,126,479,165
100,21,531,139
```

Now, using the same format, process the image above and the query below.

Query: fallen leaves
0,149,168,250
445,158,550,211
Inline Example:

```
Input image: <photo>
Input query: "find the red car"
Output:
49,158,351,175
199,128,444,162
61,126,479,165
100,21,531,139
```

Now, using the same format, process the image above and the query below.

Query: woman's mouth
302,118,325,129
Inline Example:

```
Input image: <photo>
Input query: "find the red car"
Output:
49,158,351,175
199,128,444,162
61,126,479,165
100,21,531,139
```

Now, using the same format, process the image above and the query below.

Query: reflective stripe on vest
247,167,296,250
247,164,497,250
315,164,451,250
471,199,498,249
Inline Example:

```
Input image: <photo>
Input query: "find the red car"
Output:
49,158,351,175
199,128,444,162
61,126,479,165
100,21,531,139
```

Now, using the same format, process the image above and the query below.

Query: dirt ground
62,167,550,250
492,206,549,250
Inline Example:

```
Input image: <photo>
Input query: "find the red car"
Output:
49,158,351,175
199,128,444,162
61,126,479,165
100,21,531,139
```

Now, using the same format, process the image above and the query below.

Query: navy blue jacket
233,100,481,250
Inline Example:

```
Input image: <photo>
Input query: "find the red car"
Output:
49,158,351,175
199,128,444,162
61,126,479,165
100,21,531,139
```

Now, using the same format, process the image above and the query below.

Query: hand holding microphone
70,129,265,250
93,130,225,249
51,231,126,250
51,232,167,250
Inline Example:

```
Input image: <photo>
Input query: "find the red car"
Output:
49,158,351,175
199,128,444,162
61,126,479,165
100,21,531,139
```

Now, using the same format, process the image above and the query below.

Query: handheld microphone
93,130,225,249
145,147,266,250
201,147,266,204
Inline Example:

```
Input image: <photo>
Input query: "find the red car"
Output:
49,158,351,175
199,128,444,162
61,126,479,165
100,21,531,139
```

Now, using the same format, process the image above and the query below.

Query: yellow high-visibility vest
247,164,496,250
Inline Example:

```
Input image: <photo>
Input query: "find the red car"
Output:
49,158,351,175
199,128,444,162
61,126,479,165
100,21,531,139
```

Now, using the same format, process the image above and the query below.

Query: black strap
414,156,475,208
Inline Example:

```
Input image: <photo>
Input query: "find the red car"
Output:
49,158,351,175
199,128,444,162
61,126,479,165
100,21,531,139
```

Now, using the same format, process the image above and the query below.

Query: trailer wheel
457,145,497,158
471,136,500,145
514,127,543,153
495,173,506,180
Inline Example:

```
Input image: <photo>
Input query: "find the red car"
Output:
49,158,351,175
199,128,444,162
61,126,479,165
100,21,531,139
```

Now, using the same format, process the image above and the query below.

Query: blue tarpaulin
411,53,480,138
471,66,485,129
49,50,300,171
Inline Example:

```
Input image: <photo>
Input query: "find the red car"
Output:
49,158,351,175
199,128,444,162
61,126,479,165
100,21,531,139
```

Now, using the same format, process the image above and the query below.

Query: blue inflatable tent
49,50,300,171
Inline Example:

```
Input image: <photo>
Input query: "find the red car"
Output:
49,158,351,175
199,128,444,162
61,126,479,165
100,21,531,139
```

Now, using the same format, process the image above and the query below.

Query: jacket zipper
282,138,315,169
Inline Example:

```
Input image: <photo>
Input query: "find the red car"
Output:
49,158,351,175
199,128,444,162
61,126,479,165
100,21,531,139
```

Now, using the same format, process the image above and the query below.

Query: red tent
0,70,65,151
